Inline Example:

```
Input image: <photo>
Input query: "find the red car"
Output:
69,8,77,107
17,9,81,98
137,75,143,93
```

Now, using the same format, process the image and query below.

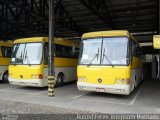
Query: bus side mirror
44,59,48,65
126,58,129,64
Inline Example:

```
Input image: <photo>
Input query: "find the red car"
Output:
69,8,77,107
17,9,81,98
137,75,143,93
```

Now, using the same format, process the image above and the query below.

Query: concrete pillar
48,0,55,97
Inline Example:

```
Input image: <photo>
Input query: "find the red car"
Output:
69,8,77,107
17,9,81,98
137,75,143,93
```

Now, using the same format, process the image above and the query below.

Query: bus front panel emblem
20,75,23,78
98,78,102,83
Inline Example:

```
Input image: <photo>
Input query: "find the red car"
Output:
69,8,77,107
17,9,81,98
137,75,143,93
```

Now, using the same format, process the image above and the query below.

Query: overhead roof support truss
0,0,84,39
79,0,114,29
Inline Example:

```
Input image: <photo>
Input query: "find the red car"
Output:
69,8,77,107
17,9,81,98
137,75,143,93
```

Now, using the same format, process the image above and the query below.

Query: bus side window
44,43,57,65
66,46,73,58
131,40,141,58
1,46,12,58
55,44,71,58
44,43,49,65
7,47,12,57
73,48,79,58
55,44,62,57
1,46,6,57
54,44,79,58
138,48,143,58
131,42,135,57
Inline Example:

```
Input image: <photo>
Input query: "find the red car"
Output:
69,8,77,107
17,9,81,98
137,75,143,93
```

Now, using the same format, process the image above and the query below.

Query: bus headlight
31,74,43,79
9,73,13,78
78,76,86,82
31,74,38,79
115,78,130,85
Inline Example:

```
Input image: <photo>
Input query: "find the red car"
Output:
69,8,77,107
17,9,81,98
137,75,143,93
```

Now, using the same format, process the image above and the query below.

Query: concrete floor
0,79,160,114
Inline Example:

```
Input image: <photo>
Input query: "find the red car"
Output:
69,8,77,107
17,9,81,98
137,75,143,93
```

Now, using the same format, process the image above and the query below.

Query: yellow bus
77,30,143,95
9,37,78,87
0,41,13,82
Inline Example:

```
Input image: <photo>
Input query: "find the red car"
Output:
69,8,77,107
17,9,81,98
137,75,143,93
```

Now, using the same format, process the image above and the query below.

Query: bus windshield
78,37,129,66
11,43,43,65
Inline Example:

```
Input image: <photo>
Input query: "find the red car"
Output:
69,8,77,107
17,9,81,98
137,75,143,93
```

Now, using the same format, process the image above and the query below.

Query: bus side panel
43,67,48,86
0,66,8,80
0,58,10,66
54,57,78,67
131,56,143,87
55,57,77,82
0,58,10,80
43,57,78,83
44,67,77,83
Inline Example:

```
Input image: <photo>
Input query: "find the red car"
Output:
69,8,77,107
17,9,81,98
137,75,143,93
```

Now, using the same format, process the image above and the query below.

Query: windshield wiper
102,48,114,67
87,48,99,67
25,51,31,66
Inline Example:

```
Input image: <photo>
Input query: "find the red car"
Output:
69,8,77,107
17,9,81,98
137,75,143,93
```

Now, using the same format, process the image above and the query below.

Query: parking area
0,78,160,114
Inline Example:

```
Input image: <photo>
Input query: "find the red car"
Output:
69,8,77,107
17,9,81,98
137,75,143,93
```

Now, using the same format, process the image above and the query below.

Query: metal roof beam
79,0,114,29
109,4,156,13
56,0,84,35
107,0,155,8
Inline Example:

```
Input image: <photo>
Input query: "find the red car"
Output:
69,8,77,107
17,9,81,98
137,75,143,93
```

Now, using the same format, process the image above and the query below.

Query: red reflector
39,74,43,79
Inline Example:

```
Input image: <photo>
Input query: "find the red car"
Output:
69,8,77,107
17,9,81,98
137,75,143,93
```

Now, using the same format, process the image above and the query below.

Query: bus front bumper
8,78,47,87
77,82,131,95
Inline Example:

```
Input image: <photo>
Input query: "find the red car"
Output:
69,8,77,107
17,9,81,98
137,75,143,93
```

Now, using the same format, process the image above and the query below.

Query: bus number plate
96,88,105,92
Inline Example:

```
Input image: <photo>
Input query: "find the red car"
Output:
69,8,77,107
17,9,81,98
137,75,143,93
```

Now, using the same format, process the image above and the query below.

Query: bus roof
0,41,13,47
82,30,141,48
14,37,76,47
82,30,130,39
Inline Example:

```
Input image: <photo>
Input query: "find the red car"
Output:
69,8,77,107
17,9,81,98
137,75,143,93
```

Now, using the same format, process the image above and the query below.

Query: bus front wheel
2,71,8,83
55,73,64,88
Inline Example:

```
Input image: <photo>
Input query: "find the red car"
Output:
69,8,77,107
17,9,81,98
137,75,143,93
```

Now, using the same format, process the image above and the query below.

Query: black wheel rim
3,73,8,81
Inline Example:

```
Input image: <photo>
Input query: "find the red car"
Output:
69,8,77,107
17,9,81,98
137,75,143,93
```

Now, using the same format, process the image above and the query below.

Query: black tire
2,71,8,83
134,76,137,87
55,73,64,88
131,79,136,91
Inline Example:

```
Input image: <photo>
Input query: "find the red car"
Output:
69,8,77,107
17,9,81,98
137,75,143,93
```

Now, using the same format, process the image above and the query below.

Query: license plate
96,88,105,92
